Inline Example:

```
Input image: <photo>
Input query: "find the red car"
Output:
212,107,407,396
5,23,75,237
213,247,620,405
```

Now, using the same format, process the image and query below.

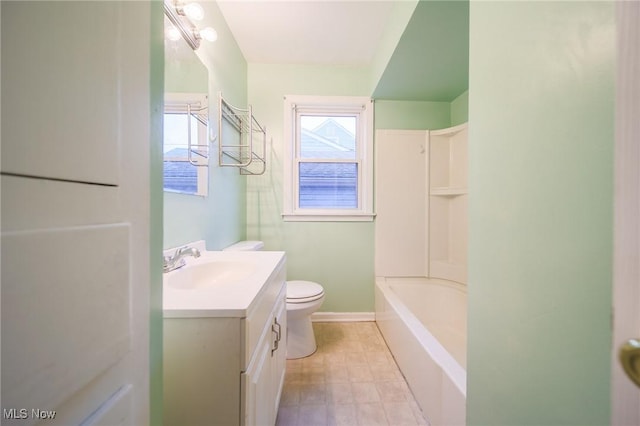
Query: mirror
163,16,209,196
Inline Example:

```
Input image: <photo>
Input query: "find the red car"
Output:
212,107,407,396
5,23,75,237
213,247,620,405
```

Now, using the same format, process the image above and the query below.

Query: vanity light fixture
164,0,217,50
166,25,182,42
181,2,204,21
199,27,218,42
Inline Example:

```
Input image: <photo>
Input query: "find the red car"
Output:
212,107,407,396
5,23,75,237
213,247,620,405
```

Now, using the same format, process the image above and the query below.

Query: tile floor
276,322,428,426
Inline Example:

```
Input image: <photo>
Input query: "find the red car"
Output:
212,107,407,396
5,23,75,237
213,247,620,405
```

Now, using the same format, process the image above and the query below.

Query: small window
283,96,374,221
163,93,209,196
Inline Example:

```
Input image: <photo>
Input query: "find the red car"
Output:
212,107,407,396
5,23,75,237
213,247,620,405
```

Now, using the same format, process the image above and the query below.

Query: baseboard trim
311,312,375,322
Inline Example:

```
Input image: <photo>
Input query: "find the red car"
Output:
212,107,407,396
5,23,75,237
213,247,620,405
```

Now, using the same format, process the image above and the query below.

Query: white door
1,2,151,425
611,2,640,425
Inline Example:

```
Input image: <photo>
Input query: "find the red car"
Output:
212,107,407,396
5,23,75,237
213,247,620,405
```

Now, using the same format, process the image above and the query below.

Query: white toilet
224,241,325,359
285,280,324,358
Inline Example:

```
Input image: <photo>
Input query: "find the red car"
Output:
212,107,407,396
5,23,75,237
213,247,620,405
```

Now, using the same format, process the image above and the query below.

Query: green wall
165,56,207,93
163,1,248,250
467,2,614,424
450,90,468,126
246,63,375,312
374,100,451,130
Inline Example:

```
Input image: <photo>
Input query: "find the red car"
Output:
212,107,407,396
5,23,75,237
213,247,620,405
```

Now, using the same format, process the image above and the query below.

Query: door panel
1,226,131,420
80,385,132,426
0,176,121,231
1,2,121,185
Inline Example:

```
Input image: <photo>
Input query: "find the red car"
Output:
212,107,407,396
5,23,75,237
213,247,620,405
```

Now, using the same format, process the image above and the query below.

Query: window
163,93,209,196
283,96,374,221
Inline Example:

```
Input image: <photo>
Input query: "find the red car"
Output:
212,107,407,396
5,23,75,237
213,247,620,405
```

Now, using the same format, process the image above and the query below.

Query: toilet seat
286,280,324,304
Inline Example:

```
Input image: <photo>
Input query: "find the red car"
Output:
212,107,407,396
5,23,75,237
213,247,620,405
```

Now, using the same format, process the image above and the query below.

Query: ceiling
216,0,469,102
217,0,395,65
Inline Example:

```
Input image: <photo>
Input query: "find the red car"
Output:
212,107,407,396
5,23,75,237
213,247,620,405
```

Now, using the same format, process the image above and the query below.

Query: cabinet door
242,335,273,426
241,283,287,426
271,292,287,414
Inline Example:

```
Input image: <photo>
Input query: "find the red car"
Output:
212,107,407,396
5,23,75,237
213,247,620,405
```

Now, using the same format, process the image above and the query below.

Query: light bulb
183,2,204,21
200,27,218,42
166,26,181,41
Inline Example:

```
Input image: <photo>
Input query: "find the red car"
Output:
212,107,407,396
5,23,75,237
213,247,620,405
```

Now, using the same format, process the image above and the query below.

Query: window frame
283,95,375,222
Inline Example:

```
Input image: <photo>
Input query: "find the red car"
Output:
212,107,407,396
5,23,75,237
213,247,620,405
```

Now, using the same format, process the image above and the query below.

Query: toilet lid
287,280,324,303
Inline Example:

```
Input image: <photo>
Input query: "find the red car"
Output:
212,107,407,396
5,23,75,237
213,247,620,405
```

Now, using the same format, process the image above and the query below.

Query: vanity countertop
162,250,286,318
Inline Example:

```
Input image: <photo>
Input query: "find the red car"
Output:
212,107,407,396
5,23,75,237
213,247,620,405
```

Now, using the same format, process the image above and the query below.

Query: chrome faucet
163,246,201,273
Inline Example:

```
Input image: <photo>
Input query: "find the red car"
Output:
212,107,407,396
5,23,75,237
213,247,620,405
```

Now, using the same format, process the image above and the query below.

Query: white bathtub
375,277,466,426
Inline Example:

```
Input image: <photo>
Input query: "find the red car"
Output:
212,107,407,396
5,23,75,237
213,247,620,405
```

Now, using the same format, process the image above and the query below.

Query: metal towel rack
165,97,209,166
217,92,266,175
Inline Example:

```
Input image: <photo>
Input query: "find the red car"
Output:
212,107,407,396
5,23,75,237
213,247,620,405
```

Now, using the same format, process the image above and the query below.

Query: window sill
282,213,376,222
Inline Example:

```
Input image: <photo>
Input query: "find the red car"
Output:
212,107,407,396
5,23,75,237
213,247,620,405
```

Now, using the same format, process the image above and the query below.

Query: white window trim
282,95,375,222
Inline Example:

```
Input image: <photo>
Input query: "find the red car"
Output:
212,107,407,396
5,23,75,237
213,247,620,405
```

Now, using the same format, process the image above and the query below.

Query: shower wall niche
375,123,468,284
429,123,468,283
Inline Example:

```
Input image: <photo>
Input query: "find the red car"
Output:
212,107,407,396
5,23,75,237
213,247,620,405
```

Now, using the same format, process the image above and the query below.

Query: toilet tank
223,240,264,251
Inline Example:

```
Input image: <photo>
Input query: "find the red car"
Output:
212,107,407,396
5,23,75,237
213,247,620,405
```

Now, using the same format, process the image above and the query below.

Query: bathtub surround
374,122,468,424
467,1,614,424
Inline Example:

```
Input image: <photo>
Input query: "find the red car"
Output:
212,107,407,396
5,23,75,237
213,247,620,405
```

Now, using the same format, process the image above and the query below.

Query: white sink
163,249,286,318
167,260,257,290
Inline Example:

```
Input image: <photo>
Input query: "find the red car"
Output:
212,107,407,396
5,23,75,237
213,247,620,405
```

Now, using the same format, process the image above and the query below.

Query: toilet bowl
223,241,325,359
286,280,325,359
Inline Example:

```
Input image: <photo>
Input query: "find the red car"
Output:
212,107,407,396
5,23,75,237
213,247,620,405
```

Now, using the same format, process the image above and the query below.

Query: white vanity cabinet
241,293,287,426
163,252,287,426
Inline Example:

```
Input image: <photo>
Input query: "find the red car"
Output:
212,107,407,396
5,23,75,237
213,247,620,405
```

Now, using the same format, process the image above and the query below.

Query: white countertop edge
162,250,286,318
163,308,248,319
